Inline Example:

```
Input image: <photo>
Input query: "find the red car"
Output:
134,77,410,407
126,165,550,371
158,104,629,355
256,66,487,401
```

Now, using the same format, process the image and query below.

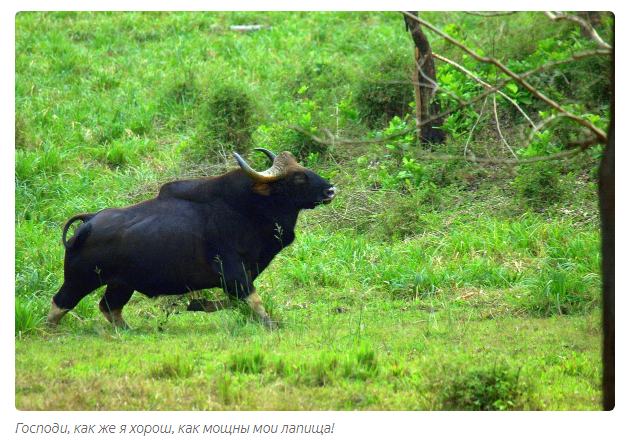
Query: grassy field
15,12,608,411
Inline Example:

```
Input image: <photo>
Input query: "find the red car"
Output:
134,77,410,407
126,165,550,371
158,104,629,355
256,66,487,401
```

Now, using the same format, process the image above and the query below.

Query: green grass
15,305,602,410
15,11,606,410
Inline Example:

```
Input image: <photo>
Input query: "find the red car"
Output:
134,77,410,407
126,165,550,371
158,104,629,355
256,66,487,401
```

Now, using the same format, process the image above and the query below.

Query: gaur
46,148,337,329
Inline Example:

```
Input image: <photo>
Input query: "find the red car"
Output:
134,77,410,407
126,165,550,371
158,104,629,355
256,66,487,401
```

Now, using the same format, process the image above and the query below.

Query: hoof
113,321,132,331
262,316,279,330
111,310,131,330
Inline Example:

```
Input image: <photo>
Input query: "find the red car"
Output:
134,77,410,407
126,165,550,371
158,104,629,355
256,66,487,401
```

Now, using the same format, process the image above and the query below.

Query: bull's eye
293,173,307,185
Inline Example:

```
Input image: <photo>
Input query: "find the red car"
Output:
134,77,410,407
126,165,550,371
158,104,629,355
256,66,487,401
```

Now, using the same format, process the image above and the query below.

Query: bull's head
233,148,337,209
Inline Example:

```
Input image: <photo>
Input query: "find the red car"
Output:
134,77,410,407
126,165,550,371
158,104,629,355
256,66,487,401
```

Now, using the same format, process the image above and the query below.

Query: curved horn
253,147,276,163
233,151,288,183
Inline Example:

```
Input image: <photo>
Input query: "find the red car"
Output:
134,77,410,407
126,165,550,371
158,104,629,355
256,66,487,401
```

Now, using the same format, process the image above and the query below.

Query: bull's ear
251,182,272,196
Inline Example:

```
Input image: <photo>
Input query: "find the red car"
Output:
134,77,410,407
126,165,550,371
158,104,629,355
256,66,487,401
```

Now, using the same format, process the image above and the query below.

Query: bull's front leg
220,264,277,329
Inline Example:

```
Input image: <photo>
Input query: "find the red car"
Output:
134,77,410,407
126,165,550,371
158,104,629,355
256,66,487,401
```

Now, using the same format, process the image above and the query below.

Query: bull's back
64,198,220,294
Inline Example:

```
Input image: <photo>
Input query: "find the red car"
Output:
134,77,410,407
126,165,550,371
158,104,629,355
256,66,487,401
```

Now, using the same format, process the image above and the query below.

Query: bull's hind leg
47,281,99,326
244,290,277,329
99,284,134,329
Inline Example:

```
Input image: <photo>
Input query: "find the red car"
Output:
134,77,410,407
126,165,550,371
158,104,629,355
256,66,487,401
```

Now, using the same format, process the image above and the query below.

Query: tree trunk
600,39,615,411
404,12,446,147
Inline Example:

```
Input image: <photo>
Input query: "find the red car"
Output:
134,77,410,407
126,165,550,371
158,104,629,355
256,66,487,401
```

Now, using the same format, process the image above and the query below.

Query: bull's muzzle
322,186,337,204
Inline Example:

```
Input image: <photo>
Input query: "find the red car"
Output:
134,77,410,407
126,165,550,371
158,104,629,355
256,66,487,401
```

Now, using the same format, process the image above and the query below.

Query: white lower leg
245,291,276,328
99,302,130,329
111,309,131,330
46,300,69,326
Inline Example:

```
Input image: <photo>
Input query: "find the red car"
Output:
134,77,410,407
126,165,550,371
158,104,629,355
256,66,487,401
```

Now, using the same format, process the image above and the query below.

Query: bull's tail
62,213,96,249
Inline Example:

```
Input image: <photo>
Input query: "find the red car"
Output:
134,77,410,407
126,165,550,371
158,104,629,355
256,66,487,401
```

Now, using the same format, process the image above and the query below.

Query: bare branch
433,52,536,130
528,113,570,142
465,11,518,17
543,11,612,51
414,136,598,165
400,11,609,143
520,48,610,78
413,57,439,98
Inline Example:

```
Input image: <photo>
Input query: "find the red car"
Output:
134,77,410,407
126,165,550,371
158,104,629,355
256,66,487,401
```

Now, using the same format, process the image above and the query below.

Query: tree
599,38,614,411
403,11,446,146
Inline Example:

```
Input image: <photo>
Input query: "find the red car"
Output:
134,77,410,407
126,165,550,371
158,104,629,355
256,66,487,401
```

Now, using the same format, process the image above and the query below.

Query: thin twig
528,112,571,142
433,52,536,130
492,93,518,158
543,11,612,51
381,79,436,89
400,11,609,143
413,56,439,98
415,137,598,165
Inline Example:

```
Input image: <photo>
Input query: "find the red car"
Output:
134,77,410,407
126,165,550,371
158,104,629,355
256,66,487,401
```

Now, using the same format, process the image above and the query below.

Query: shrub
193,82,258,156
255,104,329,162
355,53,414,128
513,162,563,207
375,192,442,240
443,364,525,410
276,120,329,161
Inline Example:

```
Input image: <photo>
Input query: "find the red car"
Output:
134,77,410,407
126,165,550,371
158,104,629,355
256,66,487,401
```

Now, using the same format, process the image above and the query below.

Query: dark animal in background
47,148,337,329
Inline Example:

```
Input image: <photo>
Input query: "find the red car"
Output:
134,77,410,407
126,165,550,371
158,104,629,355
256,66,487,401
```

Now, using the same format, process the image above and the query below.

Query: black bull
46,149,336,329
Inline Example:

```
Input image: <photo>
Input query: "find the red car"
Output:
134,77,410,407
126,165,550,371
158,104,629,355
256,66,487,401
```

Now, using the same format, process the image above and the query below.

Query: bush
377,193,442,240
443,364,525,410
255,97,331,162
355,52,414,128
513,162,563,207
193,82,258,156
